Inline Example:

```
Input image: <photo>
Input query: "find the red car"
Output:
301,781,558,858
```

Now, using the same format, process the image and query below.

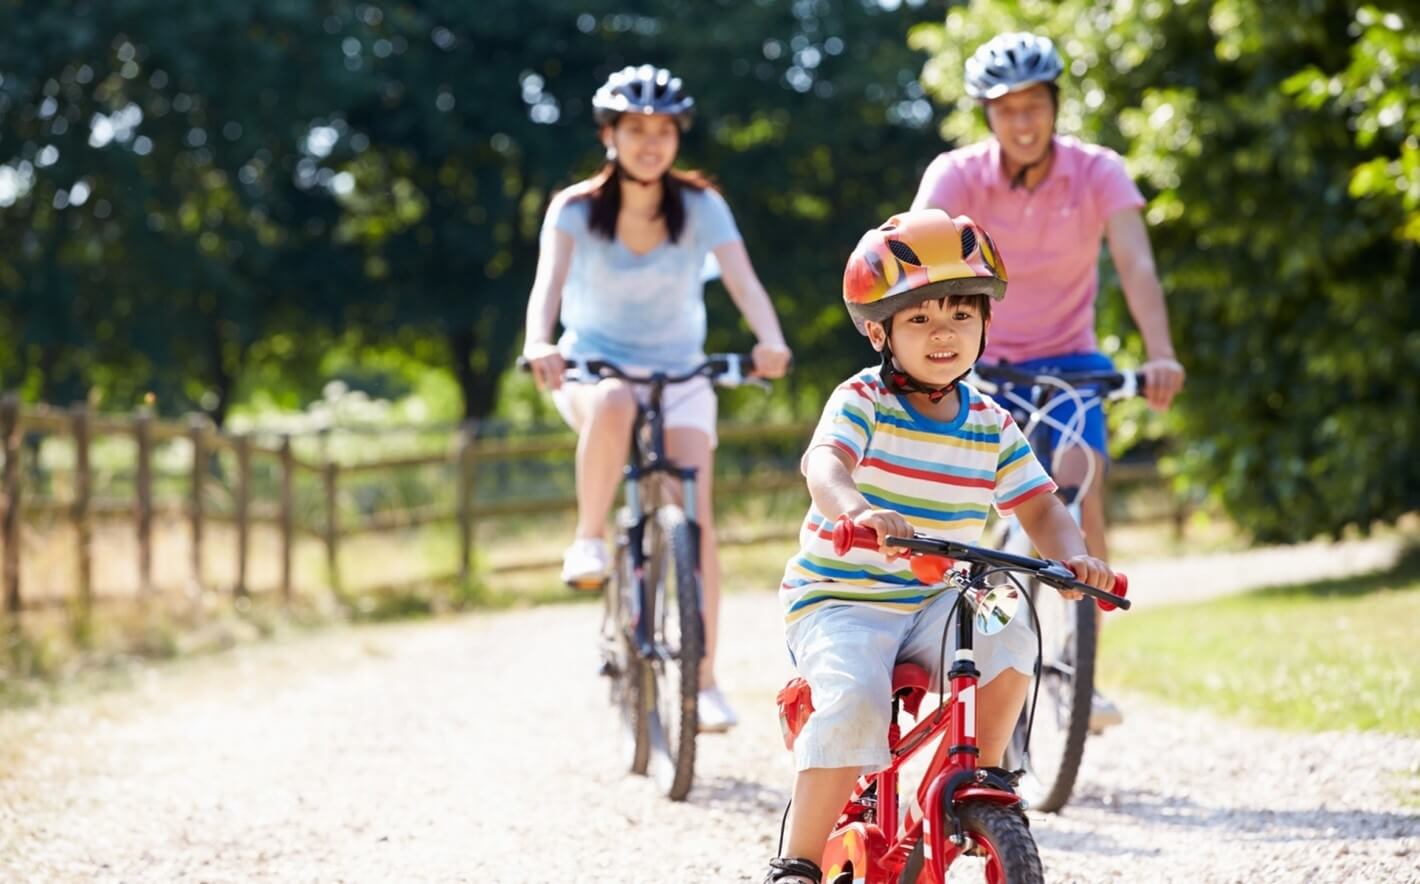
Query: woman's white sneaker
560,538,609,589
698,686,739,733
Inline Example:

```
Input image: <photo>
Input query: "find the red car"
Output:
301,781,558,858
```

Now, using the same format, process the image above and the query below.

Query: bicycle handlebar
831,516,1130,612
972,363,1145,399
516,353,767,388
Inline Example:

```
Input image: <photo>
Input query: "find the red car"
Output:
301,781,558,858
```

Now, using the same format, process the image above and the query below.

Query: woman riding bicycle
910,32,1184,729
521,65,792,732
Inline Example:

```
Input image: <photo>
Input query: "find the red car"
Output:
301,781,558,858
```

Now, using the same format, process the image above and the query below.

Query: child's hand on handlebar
847,508,913,561
1059,554,1114,602
751,341,793,379
522,342,565,392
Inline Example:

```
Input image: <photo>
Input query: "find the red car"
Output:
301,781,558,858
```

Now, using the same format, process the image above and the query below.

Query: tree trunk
451,326,497,420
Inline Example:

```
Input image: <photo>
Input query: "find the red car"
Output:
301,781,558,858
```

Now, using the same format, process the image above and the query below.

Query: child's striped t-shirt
779,368,1056,624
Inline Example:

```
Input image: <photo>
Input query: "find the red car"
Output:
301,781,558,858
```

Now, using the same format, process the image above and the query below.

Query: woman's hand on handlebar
845,507,914,561
751,341,792,379
522,341,565,392
1058,554,1113,603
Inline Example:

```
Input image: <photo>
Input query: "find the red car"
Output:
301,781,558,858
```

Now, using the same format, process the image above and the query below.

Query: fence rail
0,392,1176,633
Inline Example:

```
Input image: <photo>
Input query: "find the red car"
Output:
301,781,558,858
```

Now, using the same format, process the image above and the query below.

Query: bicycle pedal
597,658,617,678
565,577,607,593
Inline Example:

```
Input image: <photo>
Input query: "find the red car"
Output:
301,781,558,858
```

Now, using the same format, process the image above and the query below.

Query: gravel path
1,540,1417,883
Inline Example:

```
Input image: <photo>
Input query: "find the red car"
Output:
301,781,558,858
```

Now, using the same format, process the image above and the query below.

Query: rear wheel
605,523,652,776
644,504,702,801
1006,578,1096,813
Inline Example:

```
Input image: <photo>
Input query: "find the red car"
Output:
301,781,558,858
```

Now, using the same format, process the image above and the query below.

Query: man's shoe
698,686,739,733
1088,690,1124,734
560,538,609,590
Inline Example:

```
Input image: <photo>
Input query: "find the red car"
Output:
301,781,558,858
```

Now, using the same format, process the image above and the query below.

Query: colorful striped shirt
780,369,1056,623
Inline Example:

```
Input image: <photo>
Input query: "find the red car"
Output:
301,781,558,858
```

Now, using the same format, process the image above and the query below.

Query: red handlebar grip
832,515,879,556
1097,571,1129,612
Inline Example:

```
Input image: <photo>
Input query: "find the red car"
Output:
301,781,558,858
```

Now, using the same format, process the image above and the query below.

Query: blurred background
0,0,1416,639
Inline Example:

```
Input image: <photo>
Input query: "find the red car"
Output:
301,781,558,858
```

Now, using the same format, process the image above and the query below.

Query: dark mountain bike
531,353,767,801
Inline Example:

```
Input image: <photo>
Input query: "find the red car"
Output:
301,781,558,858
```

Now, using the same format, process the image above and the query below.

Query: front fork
623,465,700,660
920,595,989,880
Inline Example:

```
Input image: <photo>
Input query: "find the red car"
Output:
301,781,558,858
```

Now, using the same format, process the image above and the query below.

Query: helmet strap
876,318,988,404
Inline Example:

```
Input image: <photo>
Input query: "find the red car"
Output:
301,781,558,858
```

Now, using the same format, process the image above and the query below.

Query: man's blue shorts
997,351,1115,458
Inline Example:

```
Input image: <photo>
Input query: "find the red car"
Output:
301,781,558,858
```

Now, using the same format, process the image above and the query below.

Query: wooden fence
0,393,820,625
0,392,1177,630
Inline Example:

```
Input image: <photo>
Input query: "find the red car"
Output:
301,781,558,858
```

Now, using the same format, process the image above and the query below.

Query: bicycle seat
892,662,931,718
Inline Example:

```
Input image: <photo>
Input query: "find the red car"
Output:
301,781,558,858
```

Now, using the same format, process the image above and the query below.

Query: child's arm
804,446,911,558
1012,492,1114,596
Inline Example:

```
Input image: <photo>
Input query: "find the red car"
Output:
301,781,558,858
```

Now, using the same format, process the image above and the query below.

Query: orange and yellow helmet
842,209,1007,335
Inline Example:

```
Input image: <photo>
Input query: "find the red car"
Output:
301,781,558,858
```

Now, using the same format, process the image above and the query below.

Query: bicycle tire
1007,578,1097,813
608,528,652,776
644,504,702,801
898,801,1043,883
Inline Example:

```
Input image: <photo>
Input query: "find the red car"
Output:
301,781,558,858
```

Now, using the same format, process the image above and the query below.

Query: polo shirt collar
984,135,1077,191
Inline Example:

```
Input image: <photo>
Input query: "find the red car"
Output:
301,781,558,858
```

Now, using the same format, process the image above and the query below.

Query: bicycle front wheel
1007,578,1097,813
644,504,703,801
898,801,1044,884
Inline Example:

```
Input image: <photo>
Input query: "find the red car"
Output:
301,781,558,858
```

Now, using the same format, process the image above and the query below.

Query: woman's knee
586,382,637,425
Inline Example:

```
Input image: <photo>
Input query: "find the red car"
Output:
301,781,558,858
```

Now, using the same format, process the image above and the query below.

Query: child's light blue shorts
784,592,1037,772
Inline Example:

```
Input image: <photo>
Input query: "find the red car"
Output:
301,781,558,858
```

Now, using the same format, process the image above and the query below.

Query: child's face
868,297,987,384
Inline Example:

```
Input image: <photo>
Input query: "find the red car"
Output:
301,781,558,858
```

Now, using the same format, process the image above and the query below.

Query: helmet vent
887,239,922,266
960,227,978,258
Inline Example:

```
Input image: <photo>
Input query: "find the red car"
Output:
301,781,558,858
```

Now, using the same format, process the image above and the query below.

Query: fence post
71,403,92,633
279,434,293,604
324,461,341,597
188,414,206,594
234,433,251,598
457,420,477,592
2,393,21,622
134,409,154,596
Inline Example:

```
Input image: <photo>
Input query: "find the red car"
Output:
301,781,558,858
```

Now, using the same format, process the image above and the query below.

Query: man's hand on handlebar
1140,357,1184,411
522,342,566,392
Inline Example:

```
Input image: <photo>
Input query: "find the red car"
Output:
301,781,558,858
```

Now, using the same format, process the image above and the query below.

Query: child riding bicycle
763,209,1116,884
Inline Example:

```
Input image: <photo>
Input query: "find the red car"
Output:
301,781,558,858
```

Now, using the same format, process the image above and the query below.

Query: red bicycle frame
776,517,1129,883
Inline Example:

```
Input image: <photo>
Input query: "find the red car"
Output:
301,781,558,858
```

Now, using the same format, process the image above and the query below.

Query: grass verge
1099,545,1420,736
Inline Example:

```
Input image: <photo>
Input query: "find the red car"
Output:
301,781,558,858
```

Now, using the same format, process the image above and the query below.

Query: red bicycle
776,516,1129,884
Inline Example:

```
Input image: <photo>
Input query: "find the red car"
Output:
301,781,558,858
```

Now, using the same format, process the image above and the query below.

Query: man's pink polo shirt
912,135,1145,363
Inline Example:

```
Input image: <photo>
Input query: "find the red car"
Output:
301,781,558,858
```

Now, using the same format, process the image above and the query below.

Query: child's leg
777,604,907,868
784,767,863,860
974,669,1029,766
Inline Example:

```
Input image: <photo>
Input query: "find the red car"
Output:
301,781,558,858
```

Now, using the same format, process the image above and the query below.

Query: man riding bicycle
911,32,1184,730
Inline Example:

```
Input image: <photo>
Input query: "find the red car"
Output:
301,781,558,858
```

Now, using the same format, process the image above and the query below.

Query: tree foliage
913,0,1418,542
1,0,1415,540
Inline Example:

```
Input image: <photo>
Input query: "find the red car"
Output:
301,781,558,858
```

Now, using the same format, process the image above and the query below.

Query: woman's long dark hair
577,161,717,244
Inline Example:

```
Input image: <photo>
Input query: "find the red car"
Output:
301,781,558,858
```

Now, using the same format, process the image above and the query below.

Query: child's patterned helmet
842,209,1007,335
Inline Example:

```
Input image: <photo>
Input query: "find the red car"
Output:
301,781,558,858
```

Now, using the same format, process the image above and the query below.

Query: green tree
913,0,1419,541
0,1,365,421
